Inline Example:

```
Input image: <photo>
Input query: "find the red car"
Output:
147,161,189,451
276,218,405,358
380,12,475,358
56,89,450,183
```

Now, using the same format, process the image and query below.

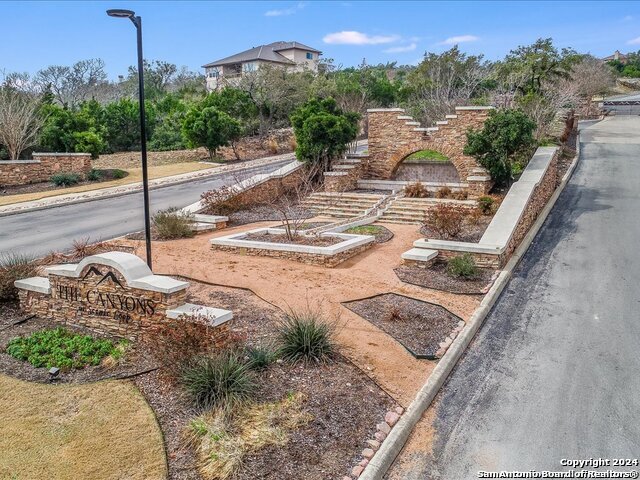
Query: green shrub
447,254,479,279
245,344,275,371
152,207,195,240
477,196,494,215
6,327,122,370
87,169,102,181
112,169,127,179
0,252,39,302
464,108,536,186
51,172,81,187
276,309,335,364
180,350,256,410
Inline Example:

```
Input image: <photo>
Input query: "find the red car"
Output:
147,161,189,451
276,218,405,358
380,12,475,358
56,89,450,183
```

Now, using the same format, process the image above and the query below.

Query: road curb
0,155,294,217
359,131,583,480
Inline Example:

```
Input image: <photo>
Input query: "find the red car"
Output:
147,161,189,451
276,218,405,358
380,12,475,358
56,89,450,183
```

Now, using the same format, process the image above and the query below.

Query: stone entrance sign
15,251,232,340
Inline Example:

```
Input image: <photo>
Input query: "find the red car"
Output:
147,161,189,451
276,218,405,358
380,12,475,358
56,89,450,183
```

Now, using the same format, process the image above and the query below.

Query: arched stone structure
365,106,494,183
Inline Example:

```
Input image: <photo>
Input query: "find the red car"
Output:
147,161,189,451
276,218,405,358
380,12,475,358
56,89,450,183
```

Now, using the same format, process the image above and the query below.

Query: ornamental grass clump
51,172,81,186
0,252,39,302
447,253,479,279
180,350,256,410
276,308,335,364
244,344,276,371
6,327,121,370
152,207,196,240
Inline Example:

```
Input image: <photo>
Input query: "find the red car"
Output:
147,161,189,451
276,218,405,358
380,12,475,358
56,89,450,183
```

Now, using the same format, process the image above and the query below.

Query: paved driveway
388,116,640,478
0,160,290,256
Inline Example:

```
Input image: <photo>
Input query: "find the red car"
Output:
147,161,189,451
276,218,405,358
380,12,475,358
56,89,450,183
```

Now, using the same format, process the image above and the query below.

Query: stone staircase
324,152,370,192
302,191,385,218
379,196,477,224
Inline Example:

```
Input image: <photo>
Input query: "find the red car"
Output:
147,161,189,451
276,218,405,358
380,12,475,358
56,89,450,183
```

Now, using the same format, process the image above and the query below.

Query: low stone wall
394,161,460,183
0,153,92,187
211,241,373,268
15,252,233,341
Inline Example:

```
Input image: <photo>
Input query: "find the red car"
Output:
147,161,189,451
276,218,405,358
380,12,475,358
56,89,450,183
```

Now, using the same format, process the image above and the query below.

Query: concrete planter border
210,227,374,255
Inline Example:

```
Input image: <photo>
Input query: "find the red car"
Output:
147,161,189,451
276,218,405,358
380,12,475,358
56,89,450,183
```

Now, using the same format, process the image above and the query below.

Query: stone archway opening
392,149,461,183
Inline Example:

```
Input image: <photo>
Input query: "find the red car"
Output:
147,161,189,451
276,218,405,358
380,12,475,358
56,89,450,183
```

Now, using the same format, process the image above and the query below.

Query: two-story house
202,41,322,91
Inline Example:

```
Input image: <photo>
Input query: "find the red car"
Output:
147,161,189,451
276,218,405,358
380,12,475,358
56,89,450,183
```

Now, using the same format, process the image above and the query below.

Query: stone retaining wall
210,241,373,267
0,153,92,187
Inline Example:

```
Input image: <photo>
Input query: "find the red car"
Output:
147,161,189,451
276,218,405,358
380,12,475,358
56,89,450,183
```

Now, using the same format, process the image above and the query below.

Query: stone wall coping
401,247,438,262
454,106,495,111
210,227,374,255
166,303,233,326
0,159,41,165
367,108,405,113
14,276,51,294
357,179,468,191
193,214,229,224
32,152,91,157
324,171,349,177
479,146,557,246
413,238,504,255
45,251,189,294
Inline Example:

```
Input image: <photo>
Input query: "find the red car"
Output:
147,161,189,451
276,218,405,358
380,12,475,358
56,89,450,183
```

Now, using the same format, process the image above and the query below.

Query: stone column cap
45,251,189,294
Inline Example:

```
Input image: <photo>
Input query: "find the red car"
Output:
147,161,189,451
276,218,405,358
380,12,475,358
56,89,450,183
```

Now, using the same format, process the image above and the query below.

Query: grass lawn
0,162,214,207
345,225,386,235
403,149,450,163
0,374,167,480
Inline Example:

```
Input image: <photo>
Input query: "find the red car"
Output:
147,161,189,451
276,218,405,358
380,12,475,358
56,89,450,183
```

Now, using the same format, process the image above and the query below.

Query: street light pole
107,9,153,269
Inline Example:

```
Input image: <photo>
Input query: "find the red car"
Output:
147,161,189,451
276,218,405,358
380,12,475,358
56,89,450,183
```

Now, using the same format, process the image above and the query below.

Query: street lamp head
106,8,135,18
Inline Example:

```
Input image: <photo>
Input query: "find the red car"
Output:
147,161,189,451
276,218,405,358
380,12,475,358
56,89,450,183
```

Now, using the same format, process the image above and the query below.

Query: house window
306,52,313,60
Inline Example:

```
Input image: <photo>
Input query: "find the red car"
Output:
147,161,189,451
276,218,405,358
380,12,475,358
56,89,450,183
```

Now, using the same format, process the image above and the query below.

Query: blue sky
2,1,640,78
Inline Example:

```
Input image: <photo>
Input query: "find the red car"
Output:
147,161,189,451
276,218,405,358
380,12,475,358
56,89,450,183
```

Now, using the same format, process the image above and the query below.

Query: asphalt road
391,116,640,478
0,158,292,256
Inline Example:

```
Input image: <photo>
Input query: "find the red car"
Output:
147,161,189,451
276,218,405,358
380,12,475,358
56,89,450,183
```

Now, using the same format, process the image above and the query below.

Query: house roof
202,41,322,68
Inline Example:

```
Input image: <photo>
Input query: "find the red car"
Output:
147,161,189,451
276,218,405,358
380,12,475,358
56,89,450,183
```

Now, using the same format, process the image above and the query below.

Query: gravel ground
228,204,314,226
394,263,498,295
344,293,461,358
244,231,342,247
0,302,156,384
131,281,395,480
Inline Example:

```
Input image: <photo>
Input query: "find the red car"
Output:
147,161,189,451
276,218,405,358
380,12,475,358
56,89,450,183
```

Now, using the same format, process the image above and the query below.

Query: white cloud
323,31,400,45
623,15,634,21
265,2,306,17
438,34,479,46
383,43,417,53
628,36,640,45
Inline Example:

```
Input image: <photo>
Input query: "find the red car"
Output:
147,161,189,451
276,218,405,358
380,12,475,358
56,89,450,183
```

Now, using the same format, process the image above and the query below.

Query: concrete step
307,193,384,201
339,158,362,165
401,247,439,263
334,165,357,170
303,198,380,207
378,216,423,225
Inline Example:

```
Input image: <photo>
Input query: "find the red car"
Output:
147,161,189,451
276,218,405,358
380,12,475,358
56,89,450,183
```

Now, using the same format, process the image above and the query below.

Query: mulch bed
394,263,498,295
0,302,156,384
343,293,461,359
243,231,342,247
0,169,129,197
137,281,395,480
345,225,394,243
228,204,314,227
420,214,492,243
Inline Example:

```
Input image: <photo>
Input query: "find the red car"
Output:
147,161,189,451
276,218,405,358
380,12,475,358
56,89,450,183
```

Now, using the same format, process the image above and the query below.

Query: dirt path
146,221,480,406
